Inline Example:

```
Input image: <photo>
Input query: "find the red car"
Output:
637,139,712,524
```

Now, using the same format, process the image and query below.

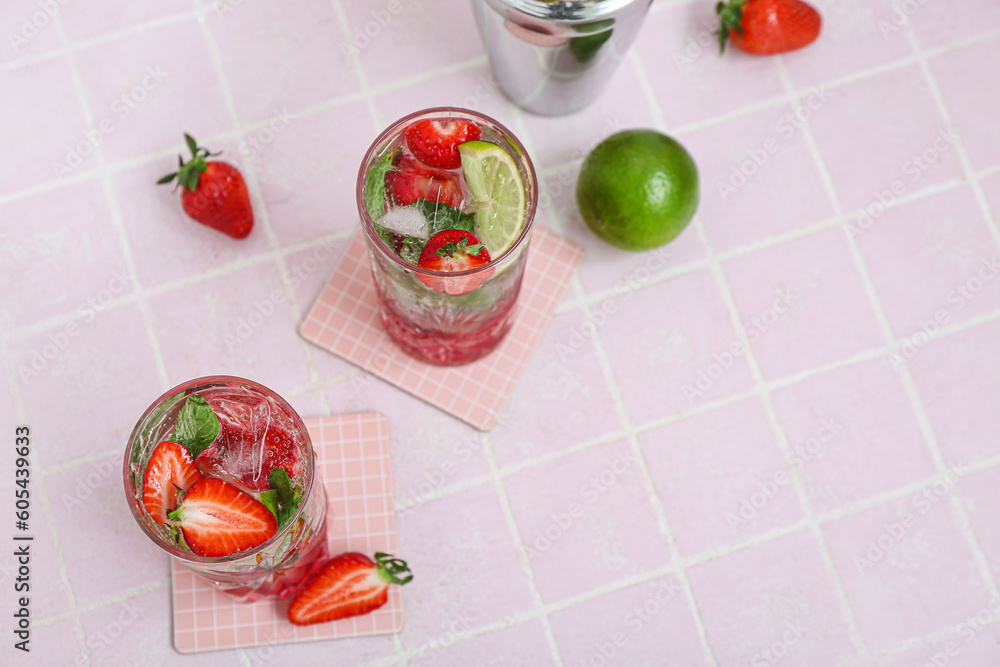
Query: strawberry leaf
184,133,199,157
156,172,177,185
374,552,414,585
169,395,220,459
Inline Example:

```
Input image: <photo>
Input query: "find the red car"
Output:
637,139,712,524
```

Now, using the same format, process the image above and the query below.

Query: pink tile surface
688,531,858,666
172,413,404,654
856,185,1000,335
7,1,1000,663
929,35,1000,173
641,398,804,555
300,227,584,430
206,0,361,125
600,267,755,422
823,492,991,650
908,319,1000,468
808,65,961,211
723,227,885,380
504,440,672,603
549,575,705,665
771,359,937,512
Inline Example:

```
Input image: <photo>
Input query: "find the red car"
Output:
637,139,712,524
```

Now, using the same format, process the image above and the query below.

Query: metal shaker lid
490,0,640,22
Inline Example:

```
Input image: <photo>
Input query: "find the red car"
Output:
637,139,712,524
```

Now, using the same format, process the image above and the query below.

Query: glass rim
356,106,538,278
122,375,318,565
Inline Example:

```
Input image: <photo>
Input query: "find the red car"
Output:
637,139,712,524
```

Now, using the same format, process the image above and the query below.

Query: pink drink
124,376,328,603
358,107,538,366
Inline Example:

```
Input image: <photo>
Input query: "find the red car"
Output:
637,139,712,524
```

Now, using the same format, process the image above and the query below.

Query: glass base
379,303,514,366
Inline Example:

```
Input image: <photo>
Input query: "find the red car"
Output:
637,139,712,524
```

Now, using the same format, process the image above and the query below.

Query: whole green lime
576,129,699,251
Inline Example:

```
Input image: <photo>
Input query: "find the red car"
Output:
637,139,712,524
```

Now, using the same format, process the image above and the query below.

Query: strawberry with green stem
158,134,254,239
716,0,821,55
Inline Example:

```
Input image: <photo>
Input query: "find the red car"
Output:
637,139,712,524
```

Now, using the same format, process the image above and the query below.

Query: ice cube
378,207,428,239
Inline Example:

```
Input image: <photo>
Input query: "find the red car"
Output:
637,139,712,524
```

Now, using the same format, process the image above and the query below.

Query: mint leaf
277,487,303,529
412,199,475,236
268,468,294,504
365,147,399,223
170,395,219,459
259,490,279,519
373,223,425,267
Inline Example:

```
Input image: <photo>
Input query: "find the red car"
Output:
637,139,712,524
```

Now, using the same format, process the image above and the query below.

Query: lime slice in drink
458,140,526,257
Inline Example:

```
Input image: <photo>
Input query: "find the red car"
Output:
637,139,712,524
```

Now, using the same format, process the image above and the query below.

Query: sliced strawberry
287,552,413,626
142,440,203,525
405,118,481,169
168,478,277,558
417,229,493,296
386,154,463,209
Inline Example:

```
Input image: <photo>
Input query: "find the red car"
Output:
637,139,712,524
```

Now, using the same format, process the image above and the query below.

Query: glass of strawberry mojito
123,376,328,603
357,107,538,366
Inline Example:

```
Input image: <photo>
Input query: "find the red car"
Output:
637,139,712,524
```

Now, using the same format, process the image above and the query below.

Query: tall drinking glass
357,107,538,366
123,376,328,603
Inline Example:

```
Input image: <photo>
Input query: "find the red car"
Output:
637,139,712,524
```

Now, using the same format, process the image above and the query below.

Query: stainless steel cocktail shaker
472,0,653,116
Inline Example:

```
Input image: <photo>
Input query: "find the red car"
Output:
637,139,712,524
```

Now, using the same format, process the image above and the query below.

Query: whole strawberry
716,0,821,55
158,134,254,239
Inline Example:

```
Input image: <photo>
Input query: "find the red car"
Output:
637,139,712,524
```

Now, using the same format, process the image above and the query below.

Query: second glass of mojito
357,107,538,366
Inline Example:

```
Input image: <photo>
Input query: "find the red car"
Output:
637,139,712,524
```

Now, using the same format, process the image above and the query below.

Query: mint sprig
264,469,303,529
169,395,220,459
411,199,475,236
365,147,399,223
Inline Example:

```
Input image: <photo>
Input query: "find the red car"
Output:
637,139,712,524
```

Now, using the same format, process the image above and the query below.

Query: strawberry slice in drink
385,154,464,209
142,440,203,525
168,478,277,557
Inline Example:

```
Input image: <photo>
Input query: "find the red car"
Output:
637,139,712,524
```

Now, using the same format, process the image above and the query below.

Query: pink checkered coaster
300,227,585,431
172,413,400,654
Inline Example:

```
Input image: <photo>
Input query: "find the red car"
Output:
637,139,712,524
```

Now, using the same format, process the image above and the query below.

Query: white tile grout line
515,96,719,664
191,0,339,420
479,430,566,667
2,5,999,665
898,8,1000,592
779,30,1000,641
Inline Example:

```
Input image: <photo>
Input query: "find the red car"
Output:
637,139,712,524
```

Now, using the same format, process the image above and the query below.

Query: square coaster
172,413,401,654
300,227,585,430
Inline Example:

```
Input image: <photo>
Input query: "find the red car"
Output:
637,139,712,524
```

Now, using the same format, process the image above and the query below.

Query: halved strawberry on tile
287,552,413,626
167,478,277,557
142,440,203,525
